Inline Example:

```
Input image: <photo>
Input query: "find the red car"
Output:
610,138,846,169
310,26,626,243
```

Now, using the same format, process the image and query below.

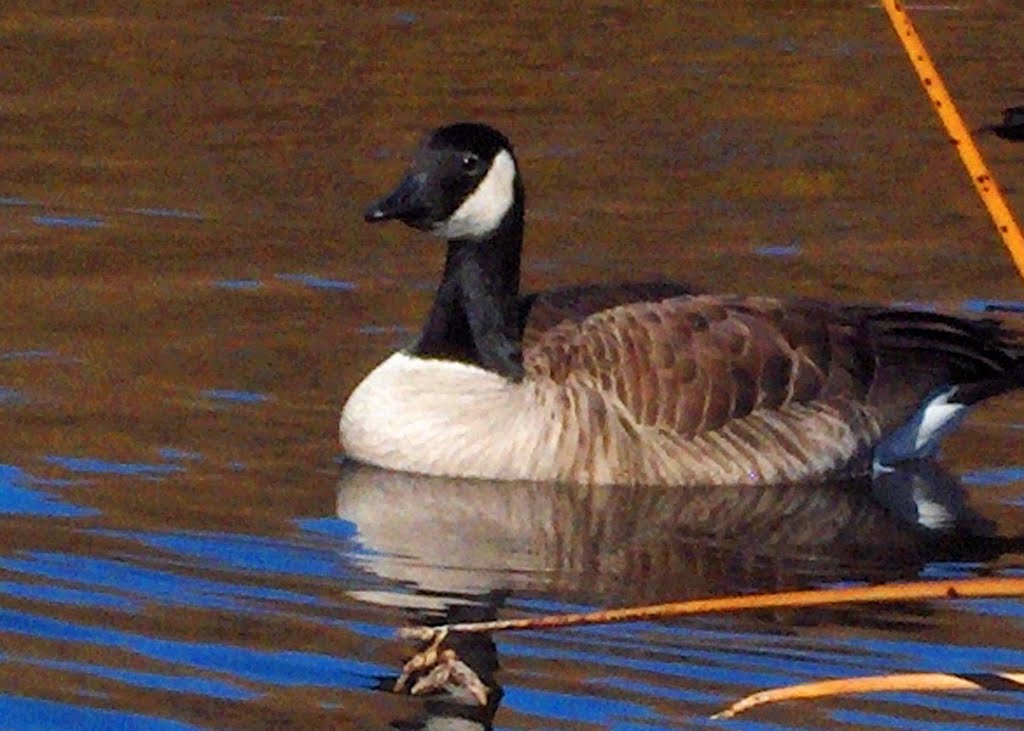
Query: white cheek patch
433,149,517,240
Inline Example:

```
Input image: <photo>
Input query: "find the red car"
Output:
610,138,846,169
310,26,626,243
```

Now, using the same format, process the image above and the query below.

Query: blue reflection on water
124,207,203,221
0,464,95,517
158,447,203,462
542,622,889,678
0,607,385,687
941,598,1024,619
0,350,58,360
0,693,200,731
200,389,268,404
0,387,25,405
297,516,358,540
821,636,1024,673
919,562,984,580
97,528,356,582
274,273,356,291
358,324,413,336
1,653,255,701
962,299,1024,314
0,579,135,611
506,640,793,688
962,467,1024,486
214,279,263,290
881,690,1024,721
0,551,316,611
596,676,721,705
755,244,801,257
832,709,1011,731
511,596,594,614
43,456,184,477
32,216,105,229
338,620,395,641
504,685,660,725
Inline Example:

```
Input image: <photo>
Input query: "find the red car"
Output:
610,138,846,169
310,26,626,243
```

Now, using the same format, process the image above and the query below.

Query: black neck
412,189,526,380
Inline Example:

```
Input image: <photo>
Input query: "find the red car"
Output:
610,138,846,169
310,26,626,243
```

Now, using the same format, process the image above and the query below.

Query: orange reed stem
880,0,1024,282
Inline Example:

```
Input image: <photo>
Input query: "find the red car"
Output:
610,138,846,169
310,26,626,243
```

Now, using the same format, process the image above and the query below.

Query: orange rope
880,0,1024,281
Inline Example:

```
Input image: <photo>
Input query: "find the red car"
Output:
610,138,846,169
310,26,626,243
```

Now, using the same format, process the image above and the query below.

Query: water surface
2,1,1024,728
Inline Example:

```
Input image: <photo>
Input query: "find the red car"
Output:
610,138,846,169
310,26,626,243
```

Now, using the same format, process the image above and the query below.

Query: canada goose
340,123,1024,487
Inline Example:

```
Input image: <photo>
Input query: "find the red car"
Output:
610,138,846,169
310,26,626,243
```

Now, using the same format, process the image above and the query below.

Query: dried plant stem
399,577,1024,642
712,671,1024,719
881,0,1024,280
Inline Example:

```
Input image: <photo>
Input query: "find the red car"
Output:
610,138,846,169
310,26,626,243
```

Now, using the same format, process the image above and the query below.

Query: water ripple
274,273,357,291
31,216,105,229
42,456,184,478
0,464,95,517
0,693,200,731
200,389,268,405
0,607,385,689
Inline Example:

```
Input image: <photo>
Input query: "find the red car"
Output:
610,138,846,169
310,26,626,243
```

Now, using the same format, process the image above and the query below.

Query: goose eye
460,153,481,174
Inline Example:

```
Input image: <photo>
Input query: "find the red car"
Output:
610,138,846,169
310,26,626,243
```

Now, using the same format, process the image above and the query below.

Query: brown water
2,1,1024,729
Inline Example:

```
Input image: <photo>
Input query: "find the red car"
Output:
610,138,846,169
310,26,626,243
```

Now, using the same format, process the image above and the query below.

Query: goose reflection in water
335,460,1021,728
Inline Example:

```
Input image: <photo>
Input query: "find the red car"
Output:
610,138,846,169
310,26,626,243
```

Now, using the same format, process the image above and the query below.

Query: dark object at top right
991,106,1024,141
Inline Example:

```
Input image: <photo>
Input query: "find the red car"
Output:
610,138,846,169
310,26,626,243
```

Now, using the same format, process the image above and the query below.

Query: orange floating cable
880,0,1024,282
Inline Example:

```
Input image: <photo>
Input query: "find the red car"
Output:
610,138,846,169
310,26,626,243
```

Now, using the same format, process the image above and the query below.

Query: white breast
339,352,573,481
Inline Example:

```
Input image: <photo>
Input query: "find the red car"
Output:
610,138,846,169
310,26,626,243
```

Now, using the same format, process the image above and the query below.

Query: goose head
363,123,523,242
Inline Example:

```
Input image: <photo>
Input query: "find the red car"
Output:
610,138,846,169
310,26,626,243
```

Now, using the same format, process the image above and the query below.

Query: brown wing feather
526,294,843,437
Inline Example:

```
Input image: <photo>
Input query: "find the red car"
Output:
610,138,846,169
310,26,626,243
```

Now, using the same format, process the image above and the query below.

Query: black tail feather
868,310,1022,371
849,306,1024,407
